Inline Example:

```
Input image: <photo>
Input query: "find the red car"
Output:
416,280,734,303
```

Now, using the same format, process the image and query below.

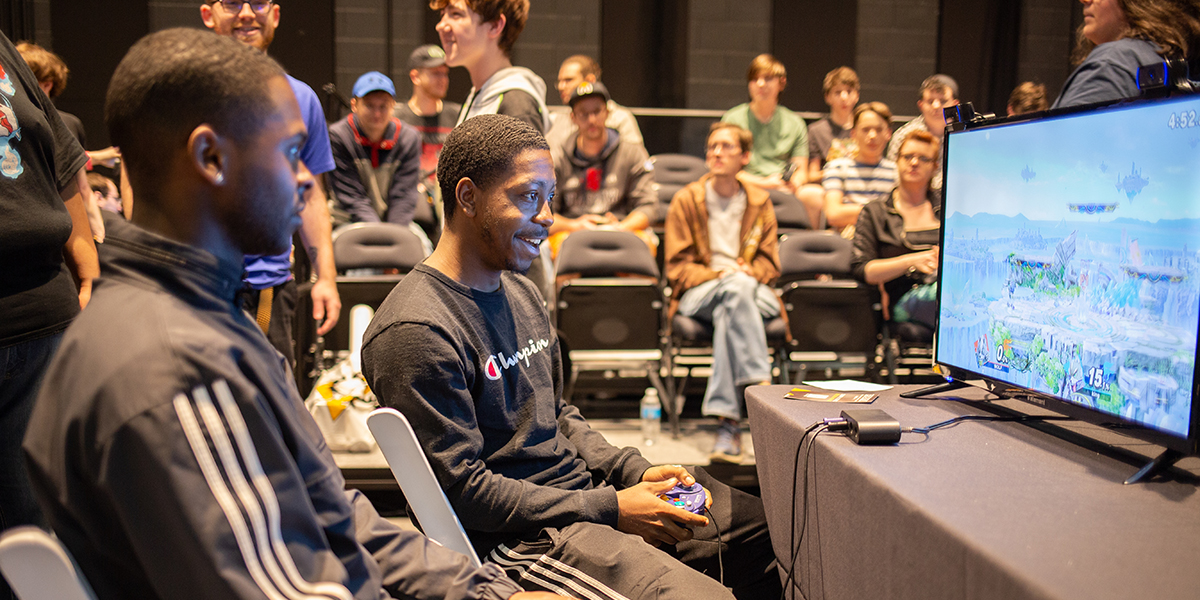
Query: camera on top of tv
1137,58,1195,96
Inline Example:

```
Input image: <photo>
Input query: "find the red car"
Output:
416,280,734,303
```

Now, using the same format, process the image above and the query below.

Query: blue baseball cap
352,71,395,98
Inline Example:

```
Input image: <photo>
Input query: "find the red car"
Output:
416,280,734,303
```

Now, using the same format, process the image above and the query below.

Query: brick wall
1017,0,1073,101
685,0,771,111
855,0,939,117
148,1,201,31
512,0,600,107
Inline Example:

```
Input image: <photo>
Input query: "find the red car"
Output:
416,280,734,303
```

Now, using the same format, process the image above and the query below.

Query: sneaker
710,418,743,464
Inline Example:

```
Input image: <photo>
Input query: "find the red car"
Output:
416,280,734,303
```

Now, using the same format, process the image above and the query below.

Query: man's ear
484,14,507,43
188,125,227,187
200,4,216,28
455,177,479,218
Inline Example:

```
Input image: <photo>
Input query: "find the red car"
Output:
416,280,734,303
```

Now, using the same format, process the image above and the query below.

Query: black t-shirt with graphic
0,33,88,345
361,264,652,555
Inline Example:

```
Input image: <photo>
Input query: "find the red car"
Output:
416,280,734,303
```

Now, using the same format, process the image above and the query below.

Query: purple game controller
658,482,707,514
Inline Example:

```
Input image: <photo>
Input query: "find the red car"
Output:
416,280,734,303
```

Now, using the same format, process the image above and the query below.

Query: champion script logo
484,338,551,381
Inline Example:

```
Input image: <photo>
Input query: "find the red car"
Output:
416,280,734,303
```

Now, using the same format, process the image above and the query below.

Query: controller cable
700,506,724,586
779,420,830,600
904,414,1072,435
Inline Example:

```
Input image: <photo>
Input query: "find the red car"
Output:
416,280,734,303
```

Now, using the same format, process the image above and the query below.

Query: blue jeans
677,273,779,421
1,331,64,600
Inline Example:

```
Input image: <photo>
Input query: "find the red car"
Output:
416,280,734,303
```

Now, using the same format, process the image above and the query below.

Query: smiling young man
24,28,549,600
431,0,550,133
664,122,782,465
201,0,341,365
327,71,423,228
362,114,780,600
547,81,657,257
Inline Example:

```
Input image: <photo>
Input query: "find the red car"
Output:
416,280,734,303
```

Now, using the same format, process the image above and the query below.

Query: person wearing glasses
851,129,942,331
201,0,342,367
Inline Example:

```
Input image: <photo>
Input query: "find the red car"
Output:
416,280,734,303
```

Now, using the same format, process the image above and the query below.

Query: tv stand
899,379,972,399
1125,449,1184,485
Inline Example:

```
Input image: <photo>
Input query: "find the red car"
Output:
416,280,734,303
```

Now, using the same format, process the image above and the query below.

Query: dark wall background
3,0,1083,152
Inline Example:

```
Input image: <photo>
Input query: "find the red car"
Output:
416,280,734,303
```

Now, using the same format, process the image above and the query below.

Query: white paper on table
801,379,892,392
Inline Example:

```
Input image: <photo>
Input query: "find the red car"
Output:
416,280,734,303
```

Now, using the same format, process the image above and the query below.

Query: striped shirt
822,157,897,206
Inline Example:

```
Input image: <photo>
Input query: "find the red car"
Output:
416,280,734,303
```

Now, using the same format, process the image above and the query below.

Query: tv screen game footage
937,94,1200,440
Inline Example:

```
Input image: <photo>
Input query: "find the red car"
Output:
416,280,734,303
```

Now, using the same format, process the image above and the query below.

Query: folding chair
297,223,427,391
554,230,673,432
767,188,812,236
366,408,481,567
0,527,96,600
776,231,882,382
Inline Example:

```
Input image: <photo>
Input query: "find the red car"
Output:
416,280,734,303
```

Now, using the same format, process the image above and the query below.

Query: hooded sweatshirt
456,66,550,133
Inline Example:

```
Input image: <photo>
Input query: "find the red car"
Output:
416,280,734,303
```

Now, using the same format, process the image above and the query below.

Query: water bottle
641,387,661,446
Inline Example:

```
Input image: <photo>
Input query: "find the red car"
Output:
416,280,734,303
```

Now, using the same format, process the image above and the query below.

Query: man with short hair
328,71,423,228
886,74,958,190
797,65,861,229
86,172,122,215
201,0,341,365
665,122,782,464
362,114,781,600
24,27,556,600
548,81,657,257
546,54,643,149
823,102,896,235
433,0,549,133
720,54,808,193
395,44,462,220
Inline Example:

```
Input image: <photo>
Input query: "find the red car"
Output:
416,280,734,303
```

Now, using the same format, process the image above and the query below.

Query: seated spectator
362,114,781,599
24,28,548,600
823,102,896,237
548,81,657,259
394,44,461,223
666,122,782,464
547,54,643,149
328,71,424,231
851,129,941,329
1053,0,1200,108
797,65,861,228
1007,81,1049,115
86,172,121,215
720,54,807,194
886,74,957,190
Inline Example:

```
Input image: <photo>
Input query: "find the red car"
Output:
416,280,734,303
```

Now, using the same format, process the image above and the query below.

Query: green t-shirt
720,103,809,178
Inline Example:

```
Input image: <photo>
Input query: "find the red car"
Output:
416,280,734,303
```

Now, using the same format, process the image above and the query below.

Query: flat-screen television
932,92,1200,482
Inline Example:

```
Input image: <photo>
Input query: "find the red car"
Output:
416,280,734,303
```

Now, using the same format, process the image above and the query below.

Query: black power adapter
840,409,901,445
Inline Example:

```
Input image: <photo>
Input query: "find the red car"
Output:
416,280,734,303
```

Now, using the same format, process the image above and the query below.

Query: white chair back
0,527,96,600
365,408,481,567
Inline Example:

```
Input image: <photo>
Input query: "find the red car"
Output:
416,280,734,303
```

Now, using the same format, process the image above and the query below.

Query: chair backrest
777,231,853,283
365,408,481,567
556,230,660,279
0,527,96,600
332,223,425,273
651,153,706,212
767,189,811,232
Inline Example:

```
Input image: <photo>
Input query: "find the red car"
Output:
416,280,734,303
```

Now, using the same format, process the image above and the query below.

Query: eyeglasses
706,142,741,153
899,153,936,165
211,0,273,13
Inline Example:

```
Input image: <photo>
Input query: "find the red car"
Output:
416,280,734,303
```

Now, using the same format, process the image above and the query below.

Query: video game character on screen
937,97,1200,438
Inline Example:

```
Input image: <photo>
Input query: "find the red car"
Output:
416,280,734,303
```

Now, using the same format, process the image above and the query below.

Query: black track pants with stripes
486,467,780,600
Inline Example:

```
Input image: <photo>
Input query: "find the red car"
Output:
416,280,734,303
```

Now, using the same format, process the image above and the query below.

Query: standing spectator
546,54,643,149
328,71,424,233
201,0,342,365
1053,0,1200,108
797,65,860,229
720,54,808,194
434,0,549,133
394,43,461,222
1007,82,1049,115
823,102,896,236
665,122,782,464
886,74,957,190
0,29,96,600
548,81,658,258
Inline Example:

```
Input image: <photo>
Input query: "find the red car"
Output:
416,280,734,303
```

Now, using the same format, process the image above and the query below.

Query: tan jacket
664,173,781,321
